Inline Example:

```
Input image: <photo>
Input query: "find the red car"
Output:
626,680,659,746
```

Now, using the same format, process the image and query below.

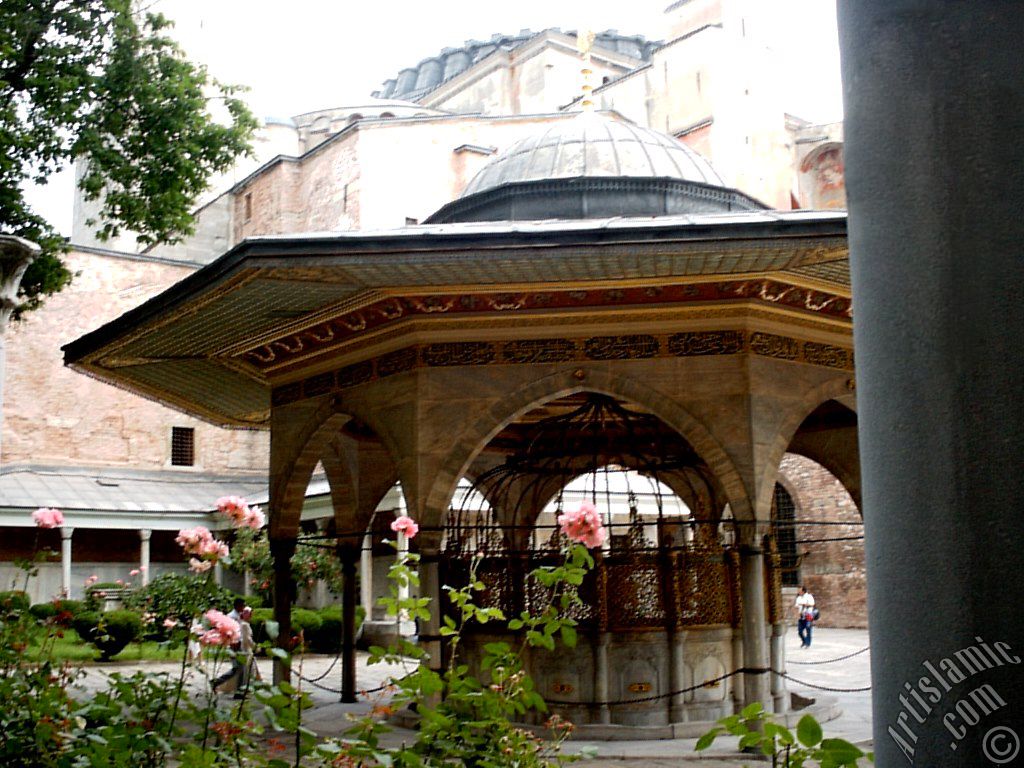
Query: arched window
772,483,799,586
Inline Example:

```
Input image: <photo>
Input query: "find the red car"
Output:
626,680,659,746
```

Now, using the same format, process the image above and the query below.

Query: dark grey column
270,537,296,684
839,3,1024,766
339,544,358,703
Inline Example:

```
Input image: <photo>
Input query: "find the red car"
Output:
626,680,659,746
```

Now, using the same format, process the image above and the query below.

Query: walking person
795,585,816,648
234,606,258,699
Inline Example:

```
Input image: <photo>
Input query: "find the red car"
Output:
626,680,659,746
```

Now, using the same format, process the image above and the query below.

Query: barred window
773,483,799,587
171,427,195,467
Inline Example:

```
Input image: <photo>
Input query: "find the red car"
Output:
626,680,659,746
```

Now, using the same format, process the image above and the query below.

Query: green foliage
125,571,238,633
228,527,346,602
304,604,366,654
28,601,56,620
0,590,29,612
2,510,597,766
348,542,592,768
0,0,257,314
696,703,873,767
30,597,86,622
74,608,143,660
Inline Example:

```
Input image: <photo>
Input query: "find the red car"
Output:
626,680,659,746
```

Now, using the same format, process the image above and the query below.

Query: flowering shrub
0,499,604,767
228,525,345,600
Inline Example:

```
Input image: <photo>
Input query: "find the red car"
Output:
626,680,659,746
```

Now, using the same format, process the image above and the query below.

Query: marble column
360,533,373,616
739,545,769,710
60,527,74,597
668,629,688,723
839,1,1024,764
138,529,151,587
769,622,787,714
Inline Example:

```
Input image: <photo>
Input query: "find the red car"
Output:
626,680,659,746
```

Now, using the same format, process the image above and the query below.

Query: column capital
60,526,75,540
138,528,152,541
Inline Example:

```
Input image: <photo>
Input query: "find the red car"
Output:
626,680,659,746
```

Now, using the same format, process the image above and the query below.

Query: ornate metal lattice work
441,393,738,633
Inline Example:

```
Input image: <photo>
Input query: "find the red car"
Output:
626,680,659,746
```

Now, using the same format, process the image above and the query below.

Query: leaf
740,701,765,719
820,738,865,765
739,732,762,749
559,625,577,648
797,715,823,748
695,728,722,751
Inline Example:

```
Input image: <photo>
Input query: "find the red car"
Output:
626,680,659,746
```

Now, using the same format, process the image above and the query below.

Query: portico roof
63,210,848,429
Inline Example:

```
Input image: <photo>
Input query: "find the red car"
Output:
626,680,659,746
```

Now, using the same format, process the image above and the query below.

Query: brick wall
778,453,867,628
3,248,269,472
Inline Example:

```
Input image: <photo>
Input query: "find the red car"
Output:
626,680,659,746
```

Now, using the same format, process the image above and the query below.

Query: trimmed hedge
30,599,85,622
249,605,363,653
73,609,143,660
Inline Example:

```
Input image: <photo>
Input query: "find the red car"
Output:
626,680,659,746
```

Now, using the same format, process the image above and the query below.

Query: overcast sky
24,0,841,236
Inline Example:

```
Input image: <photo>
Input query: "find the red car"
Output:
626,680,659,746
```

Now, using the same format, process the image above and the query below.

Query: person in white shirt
795,586,816,648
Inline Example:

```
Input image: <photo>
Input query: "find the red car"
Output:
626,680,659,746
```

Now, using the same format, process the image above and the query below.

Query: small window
342,183,348,213
772,483,799,587
171,427,195,467
405,217,418,225
243,193,253,222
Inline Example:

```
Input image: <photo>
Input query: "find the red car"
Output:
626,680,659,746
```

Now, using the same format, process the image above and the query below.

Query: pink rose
129,569,140,577
163,618,178,629
557,501,607,549
390,515,419,539
201,609,240,646
216,495,252,526
176,526,213,554
242,505,265,530
189,557,214,573
32,507,64,529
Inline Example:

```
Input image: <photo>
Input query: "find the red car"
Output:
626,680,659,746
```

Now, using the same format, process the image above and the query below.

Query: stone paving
72,627,872,766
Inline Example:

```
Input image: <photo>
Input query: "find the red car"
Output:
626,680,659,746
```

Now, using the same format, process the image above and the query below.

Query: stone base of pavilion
390,695,841,741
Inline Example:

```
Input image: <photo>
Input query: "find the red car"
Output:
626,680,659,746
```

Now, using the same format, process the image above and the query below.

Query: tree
0,0,258,315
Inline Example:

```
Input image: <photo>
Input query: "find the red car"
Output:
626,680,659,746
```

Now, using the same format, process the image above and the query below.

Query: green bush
306,605,366,654
29,602,57,621
56,599,84,617
73,610,143,660
72,611,100,642
308,606,341,653
95,610,143,660
29,599,83,622
123,572,238,638
291,608,323,640
249,608,275,645
0,590,30,612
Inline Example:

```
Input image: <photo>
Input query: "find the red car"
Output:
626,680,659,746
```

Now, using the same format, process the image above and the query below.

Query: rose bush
0,500,605,766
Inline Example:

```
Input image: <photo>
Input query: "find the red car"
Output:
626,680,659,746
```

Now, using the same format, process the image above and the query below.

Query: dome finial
576,27,597,112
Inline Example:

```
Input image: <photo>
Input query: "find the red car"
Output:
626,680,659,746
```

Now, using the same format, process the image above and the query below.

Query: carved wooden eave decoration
63,211,850,428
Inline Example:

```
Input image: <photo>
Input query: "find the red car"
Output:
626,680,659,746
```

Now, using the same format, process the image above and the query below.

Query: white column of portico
360,532,373,614
60,527,74,597
139,529,151,586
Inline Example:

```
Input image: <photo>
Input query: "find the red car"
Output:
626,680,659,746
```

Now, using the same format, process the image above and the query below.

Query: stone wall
2,247,269,472
779,453,866,628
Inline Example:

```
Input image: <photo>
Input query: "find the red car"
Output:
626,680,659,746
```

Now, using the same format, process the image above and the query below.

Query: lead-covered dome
427,113,765,223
